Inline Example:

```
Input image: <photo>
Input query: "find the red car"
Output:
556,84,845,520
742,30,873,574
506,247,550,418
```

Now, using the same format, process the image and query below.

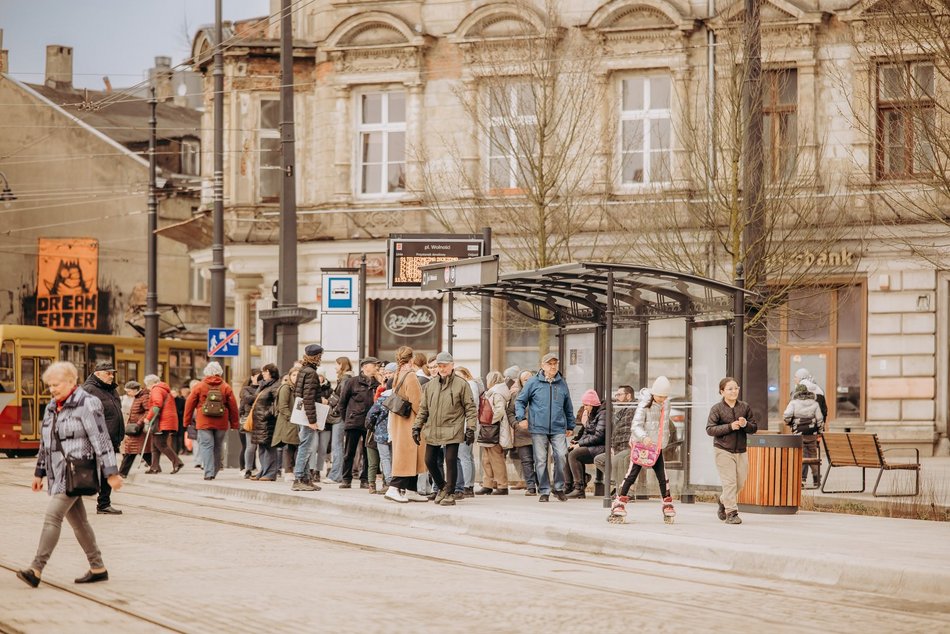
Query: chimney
0,29,8,74
102,76,112,93
45,44,73,89
151,55,173,102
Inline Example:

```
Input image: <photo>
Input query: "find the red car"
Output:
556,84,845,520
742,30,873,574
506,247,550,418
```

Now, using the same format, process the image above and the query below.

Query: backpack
477,393,494,425
202,386,226,417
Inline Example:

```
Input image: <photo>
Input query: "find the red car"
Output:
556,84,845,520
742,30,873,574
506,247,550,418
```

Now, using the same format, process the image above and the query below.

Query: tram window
117,360,139,386
21,359,35,396
169,348,195,388
39,358,51,388
87,344,115,376
21,399,35,436
0,340,13,392
60,343,85,372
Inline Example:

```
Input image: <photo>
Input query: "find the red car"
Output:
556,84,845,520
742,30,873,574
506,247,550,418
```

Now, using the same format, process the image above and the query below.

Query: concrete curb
127,473,949,602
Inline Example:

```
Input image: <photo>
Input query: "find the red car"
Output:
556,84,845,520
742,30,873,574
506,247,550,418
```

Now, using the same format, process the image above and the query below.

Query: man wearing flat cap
82,361,124,514
515,352,575,502
337,357,380,489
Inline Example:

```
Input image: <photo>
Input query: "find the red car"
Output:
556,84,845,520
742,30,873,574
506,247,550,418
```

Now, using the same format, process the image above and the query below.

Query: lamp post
144,86,159,375
209,0,226,329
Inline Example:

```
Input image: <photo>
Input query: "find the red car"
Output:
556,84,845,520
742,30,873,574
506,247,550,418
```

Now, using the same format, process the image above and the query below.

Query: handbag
125,421,144,436
381,372,413,418
630,405,665,468
186,423,197,439
53,411,100,497
477,422,500,444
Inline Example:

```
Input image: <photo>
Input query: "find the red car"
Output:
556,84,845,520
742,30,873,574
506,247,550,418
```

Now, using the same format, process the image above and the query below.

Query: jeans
312,428,332,476
327,423,345,481
458,441,475,488
294,426,318,480
377,442,392,483
31,494,103,573
566,446,597,491
197,429,226,479
516,445,537,490
531,433,568,495
257,444,279,479
243,435,258,473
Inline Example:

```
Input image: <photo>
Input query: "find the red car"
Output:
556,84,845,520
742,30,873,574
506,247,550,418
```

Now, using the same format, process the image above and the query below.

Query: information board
387,234,483,288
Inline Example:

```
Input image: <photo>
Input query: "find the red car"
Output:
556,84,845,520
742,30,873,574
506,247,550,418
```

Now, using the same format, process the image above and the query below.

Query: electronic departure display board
387,234,484,288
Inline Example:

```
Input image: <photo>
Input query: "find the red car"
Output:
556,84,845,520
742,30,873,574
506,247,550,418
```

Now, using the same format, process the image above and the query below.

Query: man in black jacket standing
83,361,124,515
338,357,380,489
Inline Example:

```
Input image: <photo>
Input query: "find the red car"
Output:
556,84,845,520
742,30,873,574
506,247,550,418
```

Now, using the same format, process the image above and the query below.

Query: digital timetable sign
387,234,484,288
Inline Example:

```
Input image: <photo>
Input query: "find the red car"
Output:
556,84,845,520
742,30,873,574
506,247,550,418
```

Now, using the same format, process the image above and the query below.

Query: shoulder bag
53,408,100,497
381,372,413,418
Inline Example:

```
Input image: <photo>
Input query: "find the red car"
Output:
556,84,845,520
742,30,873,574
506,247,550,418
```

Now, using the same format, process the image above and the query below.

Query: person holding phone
706,377,758,525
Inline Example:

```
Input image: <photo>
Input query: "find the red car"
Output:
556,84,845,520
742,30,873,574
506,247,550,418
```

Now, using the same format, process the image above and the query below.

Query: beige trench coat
389,368,426,477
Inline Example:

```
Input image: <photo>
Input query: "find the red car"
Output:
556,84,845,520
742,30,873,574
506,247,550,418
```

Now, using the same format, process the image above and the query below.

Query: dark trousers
150,433,183,472
118,453,139,478
516,445,537,489
389,475,418,492
802,435,820,482
566,446,597,490
425,443,459,492
238,432,247,470
97,450,118,510
281,444,298,473
341,428,365,484
619,451,669,498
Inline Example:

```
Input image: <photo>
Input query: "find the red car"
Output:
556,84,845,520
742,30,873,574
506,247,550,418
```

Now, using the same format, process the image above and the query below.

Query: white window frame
189,264,207,305
259,97,281,202
180,138,200,176
355,89,407,198
485,82,537,192
618,74,673,187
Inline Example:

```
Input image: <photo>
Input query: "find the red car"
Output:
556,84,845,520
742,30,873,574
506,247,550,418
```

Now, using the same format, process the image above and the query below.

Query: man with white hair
793,368,828,422
184,362,239,480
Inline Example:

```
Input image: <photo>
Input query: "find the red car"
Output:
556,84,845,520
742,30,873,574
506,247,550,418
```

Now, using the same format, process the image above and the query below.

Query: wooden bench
821,432,921,497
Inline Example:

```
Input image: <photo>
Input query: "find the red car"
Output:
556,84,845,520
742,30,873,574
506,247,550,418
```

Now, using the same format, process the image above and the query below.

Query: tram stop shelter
420,257,752,507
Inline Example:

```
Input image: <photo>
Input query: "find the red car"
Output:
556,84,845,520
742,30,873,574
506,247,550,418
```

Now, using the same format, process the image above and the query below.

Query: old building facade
182,1,948,454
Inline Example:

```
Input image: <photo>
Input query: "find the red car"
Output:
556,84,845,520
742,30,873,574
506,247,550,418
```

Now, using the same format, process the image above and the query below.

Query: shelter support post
639,324,649,390
446,291,454,355
603,271,615,509
733,264,745,386
594,325,605,395
682,316,696,504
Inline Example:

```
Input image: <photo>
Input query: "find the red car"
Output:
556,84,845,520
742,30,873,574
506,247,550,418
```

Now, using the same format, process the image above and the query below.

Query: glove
464,428,475,446
411,428,421,446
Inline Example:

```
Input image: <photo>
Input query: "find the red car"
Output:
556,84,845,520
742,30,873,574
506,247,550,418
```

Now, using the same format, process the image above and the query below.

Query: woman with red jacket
184,362,240,480
143,375,184,474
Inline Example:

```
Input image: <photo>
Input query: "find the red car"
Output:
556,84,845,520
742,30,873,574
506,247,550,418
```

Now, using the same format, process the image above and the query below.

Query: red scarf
56,386,78,411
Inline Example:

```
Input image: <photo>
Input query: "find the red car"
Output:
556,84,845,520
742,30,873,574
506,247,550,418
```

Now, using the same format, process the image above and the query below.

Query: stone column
232,275,262,388
333,84,352,200
405,81,424,194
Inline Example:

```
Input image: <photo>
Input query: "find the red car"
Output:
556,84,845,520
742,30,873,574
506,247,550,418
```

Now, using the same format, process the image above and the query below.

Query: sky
1,0,271,90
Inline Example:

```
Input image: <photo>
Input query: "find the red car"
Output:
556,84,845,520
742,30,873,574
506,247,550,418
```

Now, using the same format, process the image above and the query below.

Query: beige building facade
182,1,948,454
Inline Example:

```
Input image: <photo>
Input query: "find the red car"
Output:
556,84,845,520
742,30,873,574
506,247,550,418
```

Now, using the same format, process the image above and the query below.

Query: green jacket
413,372,477,445
270,383,300,447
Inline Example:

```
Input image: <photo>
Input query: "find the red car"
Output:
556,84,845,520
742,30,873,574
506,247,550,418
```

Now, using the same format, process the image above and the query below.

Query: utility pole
260,0,315,371
144,85,159,375
209,0,226,329
480,227,492,381
741,0,768,423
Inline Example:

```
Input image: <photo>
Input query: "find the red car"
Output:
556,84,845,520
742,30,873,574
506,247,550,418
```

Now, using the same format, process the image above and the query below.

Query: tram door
19,356,52,443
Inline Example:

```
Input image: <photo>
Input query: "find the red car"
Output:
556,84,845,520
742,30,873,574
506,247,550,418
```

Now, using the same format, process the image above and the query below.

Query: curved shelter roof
440,261,746,327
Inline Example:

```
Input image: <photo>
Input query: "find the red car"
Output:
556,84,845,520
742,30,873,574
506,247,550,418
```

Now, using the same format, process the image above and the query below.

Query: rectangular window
763,69,797,181
487,83,537,191
620,75,672,185
0,340,13,393
59,343,85,373
357,91,406,196
189,264,207,304
259,98,281,201
180,138,200,175
876,61,935,180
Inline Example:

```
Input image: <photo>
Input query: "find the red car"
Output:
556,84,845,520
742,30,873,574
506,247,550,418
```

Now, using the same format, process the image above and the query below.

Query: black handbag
381,372,413,418
477,422,500,445
53,414,100,497
125,421,144,436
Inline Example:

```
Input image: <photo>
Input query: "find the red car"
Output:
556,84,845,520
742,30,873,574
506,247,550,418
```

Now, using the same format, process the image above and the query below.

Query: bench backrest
822,432,857,466
847,433,885,468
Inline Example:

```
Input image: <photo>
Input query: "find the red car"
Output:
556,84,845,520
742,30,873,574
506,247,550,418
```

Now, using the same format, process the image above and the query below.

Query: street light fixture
0,171,15,208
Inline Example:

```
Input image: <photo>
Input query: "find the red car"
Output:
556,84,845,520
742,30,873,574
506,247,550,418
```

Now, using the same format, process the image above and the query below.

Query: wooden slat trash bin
738,434,803,514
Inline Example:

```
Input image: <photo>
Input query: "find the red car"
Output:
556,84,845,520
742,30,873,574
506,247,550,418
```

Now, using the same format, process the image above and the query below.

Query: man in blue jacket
515,352,575,502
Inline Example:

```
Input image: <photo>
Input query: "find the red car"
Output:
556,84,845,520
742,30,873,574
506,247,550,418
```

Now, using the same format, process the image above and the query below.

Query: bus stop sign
208,328,240,357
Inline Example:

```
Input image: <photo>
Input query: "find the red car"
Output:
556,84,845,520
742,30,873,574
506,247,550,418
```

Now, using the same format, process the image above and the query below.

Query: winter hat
384,362,398,373
581,389,601,406
651,376,672,397
794,383,811,396
794,368,811,382
503,365,521,381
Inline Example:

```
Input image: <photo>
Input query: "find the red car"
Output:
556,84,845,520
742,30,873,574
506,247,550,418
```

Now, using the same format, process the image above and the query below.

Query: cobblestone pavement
0,459,948,633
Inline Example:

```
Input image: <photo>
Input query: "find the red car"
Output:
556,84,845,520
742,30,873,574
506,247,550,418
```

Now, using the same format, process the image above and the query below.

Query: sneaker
434,486,450,504
323,477,340,484
292,479,316,491
492,488,509,495
525,488,538,496
339,481,352,489
717,501,727,521
406,490,430,503
440,493,457,506
553,490,568,502
463,487,475,498
538,493,550,502
565,487,585,499
306,479,322,491
725,511,742,525
244,471,253,479
384,486,409,503
359,481,370,489
475,487,494,495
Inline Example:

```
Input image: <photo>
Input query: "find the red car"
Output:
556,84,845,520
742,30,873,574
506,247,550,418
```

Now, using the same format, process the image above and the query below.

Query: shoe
525,488,538,496
292,479,316,491
426,491,438,501
145,469,161,474
16,569,40,588
463,487,475,498
203,475,215,480
492,488,509,495
539,494,550,502
717,501,727,521
306,479,322,491
257,477,277,482
194,464,202,469
249,475,261,481
339,482,352,489
440,493,457,506
244,471,253,479
96,506,123,515
313,472,321,483
434,486,449,504
475,487,494,495
75,570,109,584
565,487,585,499
406,490,430,503
725,511,742,525
323,478,340,484
384,486,409,503
172,463,183,474
553,490,568,502
359,481,370,489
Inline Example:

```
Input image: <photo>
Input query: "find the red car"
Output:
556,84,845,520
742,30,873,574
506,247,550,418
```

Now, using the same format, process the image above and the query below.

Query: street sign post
208,328,240,357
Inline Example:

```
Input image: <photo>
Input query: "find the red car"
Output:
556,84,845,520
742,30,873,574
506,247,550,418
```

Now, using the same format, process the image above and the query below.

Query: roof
432,261,749,327
26,83,201,145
